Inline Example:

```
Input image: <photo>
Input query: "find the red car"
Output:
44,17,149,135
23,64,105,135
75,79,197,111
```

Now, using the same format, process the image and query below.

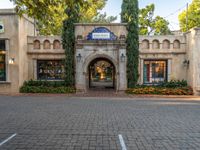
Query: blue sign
87,27,117,40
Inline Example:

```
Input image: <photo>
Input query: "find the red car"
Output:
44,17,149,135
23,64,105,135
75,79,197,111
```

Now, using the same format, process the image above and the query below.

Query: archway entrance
88,58,115,89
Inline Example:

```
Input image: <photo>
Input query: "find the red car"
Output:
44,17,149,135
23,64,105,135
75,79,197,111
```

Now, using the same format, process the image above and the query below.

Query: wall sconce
77,35,83,40
121,53,126,62
9,58,15,64
76,53,82,62
183,59,189,67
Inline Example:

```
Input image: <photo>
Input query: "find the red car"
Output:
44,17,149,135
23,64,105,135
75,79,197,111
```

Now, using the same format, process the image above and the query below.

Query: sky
0,0,193,30
101,0,193,30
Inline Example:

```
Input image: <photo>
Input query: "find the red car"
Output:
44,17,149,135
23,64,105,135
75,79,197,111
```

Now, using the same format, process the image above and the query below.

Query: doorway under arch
88,58,116,89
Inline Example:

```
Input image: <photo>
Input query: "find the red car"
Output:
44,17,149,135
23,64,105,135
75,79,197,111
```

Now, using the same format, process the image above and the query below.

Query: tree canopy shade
121,0,139,87
139,4,171,35
179,0,200,32
10,0,109,35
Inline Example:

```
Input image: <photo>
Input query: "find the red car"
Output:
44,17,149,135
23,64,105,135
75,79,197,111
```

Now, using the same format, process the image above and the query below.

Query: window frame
0,40,6,81
0,54,6,81
37,60,65,81
0,40,6,50
143,60,168,85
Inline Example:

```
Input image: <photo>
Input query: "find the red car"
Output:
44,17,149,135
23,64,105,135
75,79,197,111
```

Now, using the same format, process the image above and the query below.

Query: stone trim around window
143,60,168,84
37,60,65,80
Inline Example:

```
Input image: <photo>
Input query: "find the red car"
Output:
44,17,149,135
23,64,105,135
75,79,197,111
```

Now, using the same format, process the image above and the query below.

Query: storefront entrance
88,58,115,89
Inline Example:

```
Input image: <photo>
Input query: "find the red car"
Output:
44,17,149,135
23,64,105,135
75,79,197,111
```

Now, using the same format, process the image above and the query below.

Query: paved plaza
0,95,200,150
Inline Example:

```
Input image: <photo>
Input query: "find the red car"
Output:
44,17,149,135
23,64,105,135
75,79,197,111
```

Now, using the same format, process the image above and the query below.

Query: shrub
126,80,193,95
20,80,75,93
23,80,67,87
126,86,193,95
158,80,188,88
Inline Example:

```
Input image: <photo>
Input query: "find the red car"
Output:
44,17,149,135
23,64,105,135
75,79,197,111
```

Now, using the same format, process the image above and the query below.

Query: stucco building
0,9,200,94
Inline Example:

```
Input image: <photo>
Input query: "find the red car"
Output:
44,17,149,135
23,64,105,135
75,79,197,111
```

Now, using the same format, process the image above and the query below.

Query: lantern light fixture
76,53,82,62
121,53,125,62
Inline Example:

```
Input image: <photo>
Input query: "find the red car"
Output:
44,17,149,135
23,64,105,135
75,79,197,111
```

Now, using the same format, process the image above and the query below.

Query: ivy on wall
62,6,80,87
121,0,139,88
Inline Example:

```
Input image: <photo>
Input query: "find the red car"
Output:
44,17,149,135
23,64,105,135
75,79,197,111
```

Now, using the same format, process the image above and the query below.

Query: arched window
152,40,160,49
43,40,51,49
173,40,181,49
33,40,40,49
53,40,61,49
142,39,150,49
162,39,170,49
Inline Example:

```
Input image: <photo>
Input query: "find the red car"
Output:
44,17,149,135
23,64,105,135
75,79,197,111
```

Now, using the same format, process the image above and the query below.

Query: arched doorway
88,58,116,89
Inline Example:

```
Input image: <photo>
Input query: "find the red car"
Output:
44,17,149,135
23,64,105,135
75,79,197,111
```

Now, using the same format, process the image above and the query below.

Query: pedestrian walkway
1,90,200,99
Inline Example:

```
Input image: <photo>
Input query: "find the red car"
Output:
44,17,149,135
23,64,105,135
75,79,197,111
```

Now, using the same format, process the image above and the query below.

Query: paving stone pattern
0,96,200,149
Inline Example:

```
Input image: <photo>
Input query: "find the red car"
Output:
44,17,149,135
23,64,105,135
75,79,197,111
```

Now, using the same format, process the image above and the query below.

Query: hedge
126,80,193,95
20,80,75,93
126,86,193,95
158,80,188,88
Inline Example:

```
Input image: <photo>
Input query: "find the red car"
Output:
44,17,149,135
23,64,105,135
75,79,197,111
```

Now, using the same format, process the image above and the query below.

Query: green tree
10,0,107,35
91,12,117,23
179,0,200,32
61,1,116,87
62,5,80,86
139,4,171,35
121,0,139,87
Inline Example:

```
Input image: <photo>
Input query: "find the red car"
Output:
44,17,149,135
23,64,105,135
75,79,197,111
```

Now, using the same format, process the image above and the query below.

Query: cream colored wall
27,36,65,80
75,24,127,92
28,24,189,92
0,9,19,93
18,15,35,87
0,9,35,93
185,28,200,95
0,13,199,94
139,35,187,84
74,23,127,39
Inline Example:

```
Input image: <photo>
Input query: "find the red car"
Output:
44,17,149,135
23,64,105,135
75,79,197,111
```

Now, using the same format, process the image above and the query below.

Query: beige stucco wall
139,35,187,83
0,9,35,93
73,23,189,92
1,9,200,95
18,15,35,87
75,24,127,92
185,28,200,95
27,36,64,80
0,9,19,93
74,23,127,39
25,26,200,95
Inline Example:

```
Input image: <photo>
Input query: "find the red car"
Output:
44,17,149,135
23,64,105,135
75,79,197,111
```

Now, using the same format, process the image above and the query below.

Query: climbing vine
121,0,139,88
62,6,80,86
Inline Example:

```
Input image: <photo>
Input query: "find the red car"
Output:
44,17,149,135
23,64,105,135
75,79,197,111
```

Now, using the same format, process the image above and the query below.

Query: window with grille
37,60,65,80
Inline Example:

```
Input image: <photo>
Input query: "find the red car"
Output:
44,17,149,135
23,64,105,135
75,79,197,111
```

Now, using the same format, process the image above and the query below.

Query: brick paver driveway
0,95,200,150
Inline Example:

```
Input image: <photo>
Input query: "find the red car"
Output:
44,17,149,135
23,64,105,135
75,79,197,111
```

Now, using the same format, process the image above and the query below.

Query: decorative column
118,48,127,91
167,59,172,81
75,47,85,92
140,59,144,84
